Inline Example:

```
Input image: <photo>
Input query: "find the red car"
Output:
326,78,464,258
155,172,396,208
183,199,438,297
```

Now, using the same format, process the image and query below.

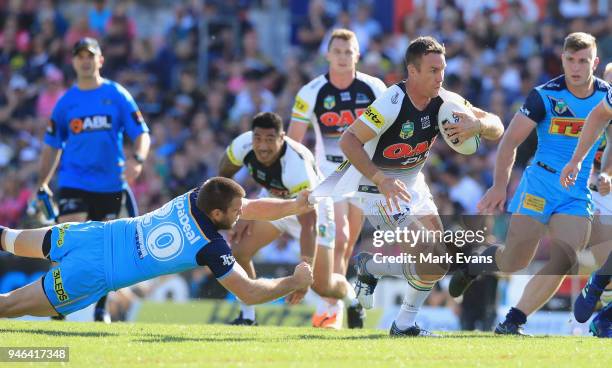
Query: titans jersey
45,79,149,192
105,189,234,291
290,72,386,172
226,132,320,199
519,75,610,186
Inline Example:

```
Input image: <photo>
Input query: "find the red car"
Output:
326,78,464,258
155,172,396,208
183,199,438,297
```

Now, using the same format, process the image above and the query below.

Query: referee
34,37,151,322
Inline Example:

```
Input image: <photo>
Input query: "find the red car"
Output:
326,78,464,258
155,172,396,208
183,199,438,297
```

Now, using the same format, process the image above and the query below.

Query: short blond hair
563,32,597,52
327,29,359,51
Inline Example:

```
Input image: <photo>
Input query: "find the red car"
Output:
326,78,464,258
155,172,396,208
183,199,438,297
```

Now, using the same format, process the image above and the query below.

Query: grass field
0,319,608,367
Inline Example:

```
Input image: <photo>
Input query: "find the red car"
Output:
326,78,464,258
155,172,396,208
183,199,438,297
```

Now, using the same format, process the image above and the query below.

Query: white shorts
592,190,612,216
319,157,344,178
270,197,335,248
357,175,438,232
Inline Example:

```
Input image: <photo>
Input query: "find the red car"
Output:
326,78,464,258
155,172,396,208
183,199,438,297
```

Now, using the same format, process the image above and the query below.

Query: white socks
240,303,256,321
394,263,436,330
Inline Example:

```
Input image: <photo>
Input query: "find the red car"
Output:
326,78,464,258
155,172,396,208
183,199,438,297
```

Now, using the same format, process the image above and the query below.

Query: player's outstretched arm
218,262,313,305
241,191,314,221
561,101,612,188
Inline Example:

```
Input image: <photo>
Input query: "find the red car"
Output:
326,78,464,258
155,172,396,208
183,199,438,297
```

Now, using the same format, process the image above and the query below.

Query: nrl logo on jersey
340,91,351,101
323,95,336,110
547,96,574,117
399,121,414,139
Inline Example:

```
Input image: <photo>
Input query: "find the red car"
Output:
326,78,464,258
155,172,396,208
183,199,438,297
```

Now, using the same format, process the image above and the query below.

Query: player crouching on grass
0,177,313,319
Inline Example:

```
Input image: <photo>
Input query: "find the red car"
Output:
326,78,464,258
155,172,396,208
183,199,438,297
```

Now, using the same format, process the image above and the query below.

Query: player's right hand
477,185,506,214
292,261,314,290
376,176,411,213
295,190,315,215
560,160,581,189
227,219,253,245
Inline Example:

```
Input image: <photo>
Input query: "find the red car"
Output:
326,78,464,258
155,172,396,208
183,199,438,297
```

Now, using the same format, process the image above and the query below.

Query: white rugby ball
437,100,480,155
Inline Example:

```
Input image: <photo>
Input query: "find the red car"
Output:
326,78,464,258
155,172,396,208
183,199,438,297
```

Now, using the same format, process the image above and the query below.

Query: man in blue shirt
34,37,151,321
449,32,610,335
0,177,314,319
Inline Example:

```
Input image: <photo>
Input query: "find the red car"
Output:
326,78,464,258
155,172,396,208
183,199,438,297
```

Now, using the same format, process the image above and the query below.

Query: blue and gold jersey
519,75,610,187
105,189,235,290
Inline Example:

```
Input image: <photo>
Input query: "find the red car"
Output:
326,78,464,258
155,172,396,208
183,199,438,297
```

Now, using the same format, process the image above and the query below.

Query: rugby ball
437,100,480,155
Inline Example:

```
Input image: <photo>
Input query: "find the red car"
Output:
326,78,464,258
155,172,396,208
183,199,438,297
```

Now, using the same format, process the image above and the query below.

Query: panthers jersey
290,72,386,172
519,75,610,186
45,79,149,192
352,82,472,190
226,131,320,199
106,189,234,290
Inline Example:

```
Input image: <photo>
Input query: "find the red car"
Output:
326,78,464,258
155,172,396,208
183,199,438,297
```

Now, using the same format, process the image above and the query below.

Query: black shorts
58,187,123,221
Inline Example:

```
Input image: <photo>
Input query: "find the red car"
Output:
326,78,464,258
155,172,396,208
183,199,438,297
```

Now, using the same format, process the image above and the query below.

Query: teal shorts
508,164,593,224
42,222,110,316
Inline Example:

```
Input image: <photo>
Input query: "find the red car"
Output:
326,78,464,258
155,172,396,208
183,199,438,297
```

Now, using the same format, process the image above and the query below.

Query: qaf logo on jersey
69,115,112,134
323,95,336,110
399,121,414,139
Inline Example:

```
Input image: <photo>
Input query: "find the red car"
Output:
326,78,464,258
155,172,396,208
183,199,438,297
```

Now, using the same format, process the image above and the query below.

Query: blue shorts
508,164,593,224
42,222,110,315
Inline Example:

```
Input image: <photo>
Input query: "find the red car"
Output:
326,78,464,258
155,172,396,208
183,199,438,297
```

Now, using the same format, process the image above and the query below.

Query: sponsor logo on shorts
69,115,112,134
318,224,327,238
52,268,69,302
56,223,71,248
522,193,546,213
549,117,584,137
363,106,384,129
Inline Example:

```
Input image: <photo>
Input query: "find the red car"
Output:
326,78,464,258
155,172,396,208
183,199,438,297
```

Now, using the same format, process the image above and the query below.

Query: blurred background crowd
0,0,610,324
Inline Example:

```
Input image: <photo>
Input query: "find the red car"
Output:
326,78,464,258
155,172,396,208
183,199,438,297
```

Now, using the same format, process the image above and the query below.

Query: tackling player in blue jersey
449,32,611,335
33,37,151,321
0,178,314,318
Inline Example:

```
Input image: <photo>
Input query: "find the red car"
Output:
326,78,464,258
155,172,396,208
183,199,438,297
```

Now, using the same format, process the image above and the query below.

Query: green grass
0,319,608,367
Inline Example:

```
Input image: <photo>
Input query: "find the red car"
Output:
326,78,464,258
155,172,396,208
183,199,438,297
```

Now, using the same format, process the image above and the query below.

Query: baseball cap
72,37,102,56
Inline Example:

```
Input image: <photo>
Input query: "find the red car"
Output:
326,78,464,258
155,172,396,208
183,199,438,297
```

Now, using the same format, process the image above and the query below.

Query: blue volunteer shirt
104,189,235,290
519,75,611,189
45,79,149,192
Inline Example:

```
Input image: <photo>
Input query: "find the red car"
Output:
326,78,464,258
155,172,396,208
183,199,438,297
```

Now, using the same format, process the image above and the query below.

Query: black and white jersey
355,81,472,187
226,131,320,199
291,72,386,175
